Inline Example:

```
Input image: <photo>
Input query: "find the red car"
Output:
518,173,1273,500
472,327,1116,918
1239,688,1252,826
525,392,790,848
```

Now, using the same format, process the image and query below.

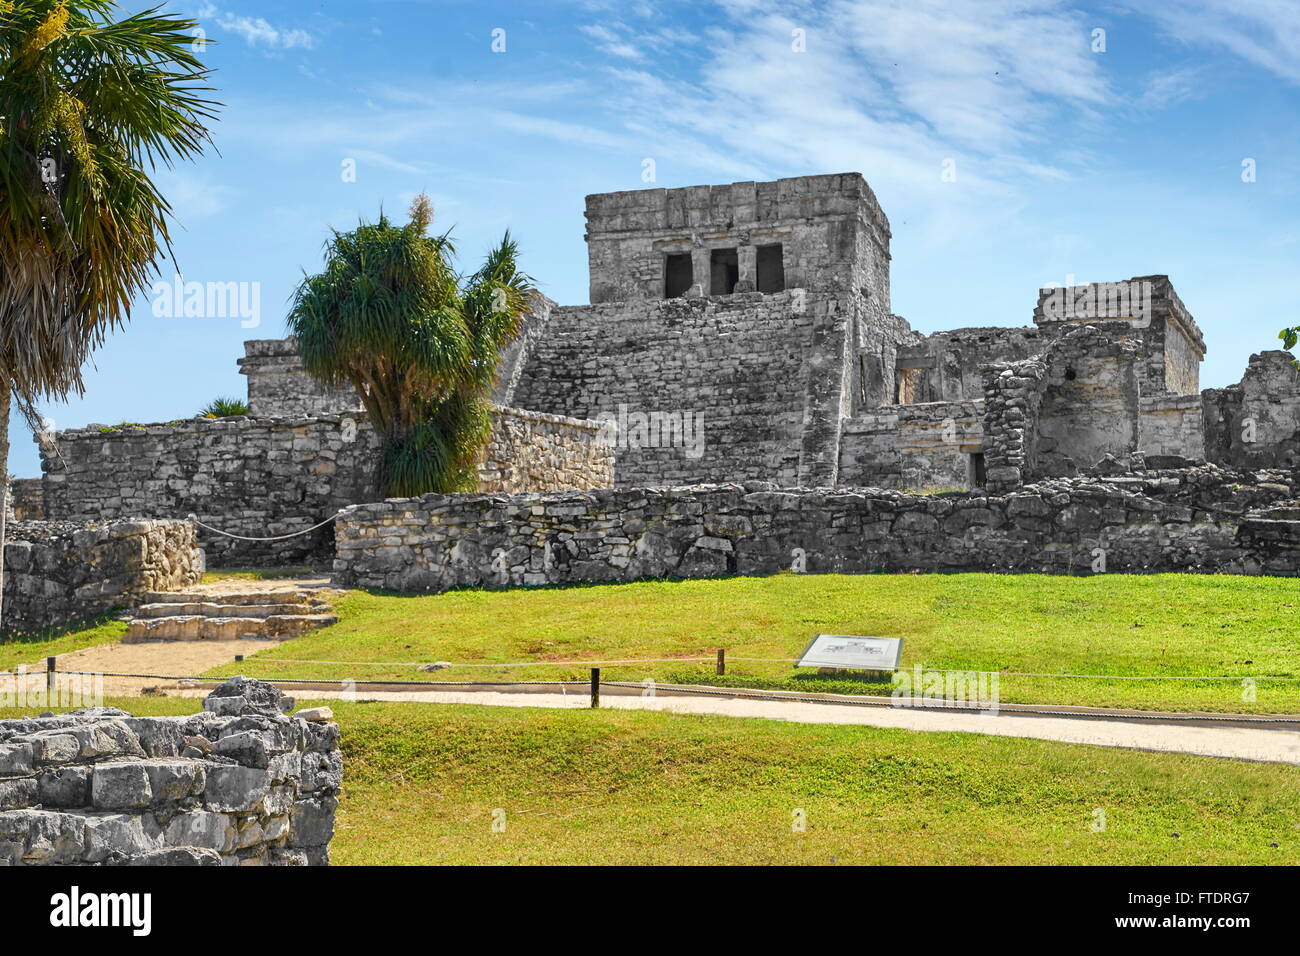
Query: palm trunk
0,384,9,634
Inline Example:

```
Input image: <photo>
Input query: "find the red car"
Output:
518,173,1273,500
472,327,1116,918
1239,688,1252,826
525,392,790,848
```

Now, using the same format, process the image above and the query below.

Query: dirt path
9,638,280,697
166,685,1300,765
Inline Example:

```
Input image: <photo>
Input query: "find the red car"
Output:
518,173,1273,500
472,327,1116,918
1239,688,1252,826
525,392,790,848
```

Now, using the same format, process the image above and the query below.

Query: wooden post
590,667,600,709
716,648,726,676
46,656,56,699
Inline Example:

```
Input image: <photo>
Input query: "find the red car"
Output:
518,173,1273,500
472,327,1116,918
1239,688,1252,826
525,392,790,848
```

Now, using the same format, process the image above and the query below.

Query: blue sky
16,0,1300,475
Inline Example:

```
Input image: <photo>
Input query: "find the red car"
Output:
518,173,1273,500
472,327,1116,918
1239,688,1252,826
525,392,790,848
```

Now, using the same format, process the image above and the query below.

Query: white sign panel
796,634,903,671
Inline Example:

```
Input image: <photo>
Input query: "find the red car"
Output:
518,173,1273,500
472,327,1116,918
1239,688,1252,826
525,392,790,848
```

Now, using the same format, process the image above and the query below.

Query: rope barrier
37,668,1300,724
247,656,1300,681
187,512,338,542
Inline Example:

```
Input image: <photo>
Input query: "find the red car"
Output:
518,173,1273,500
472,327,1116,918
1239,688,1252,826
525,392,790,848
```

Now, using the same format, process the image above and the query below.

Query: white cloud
153,169,235,220
197,4,315,50
580,23,644,59
1131,0,1300,85
1137,67,1204,109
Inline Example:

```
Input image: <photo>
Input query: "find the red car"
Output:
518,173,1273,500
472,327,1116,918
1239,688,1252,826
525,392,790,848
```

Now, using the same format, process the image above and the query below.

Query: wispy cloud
1131,0,1300,85
1137,66,1205,109
197,4,315,51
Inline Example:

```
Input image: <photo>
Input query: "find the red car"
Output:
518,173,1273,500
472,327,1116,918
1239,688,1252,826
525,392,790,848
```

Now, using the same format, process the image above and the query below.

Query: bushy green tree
288,194,534,496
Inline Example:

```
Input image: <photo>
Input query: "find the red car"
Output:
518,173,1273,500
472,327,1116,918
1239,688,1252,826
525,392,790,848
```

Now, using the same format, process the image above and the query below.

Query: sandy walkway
5,639,281,697
155,685,1299,766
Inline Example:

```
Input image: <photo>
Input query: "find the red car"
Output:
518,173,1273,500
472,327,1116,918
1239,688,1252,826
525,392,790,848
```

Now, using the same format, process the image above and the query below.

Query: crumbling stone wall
1032,325,1142,477
2,519,201,634
838,401,984,490
6,478,44,521
478,407,614,492
981,357,1046,493
0,678,339,866
40,416,384,567
511,291,823,487
1140,395,1205,459
37,408,611,567
332,464,1300,592
1203,351,1300,469
238,338,364,418
893,327,1048,404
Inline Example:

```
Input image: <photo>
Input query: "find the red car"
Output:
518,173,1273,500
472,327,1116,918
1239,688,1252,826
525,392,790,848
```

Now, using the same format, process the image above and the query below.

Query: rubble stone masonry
0,678,340,866
2,519,201,633
332,463,1300,592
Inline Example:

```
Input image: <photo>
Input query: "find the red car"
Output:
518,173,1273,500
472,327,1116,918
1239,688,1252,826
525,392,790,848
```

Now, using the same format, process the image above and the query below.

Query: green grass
202,566,326,583
2,697,1296,865
0,616,126,673
198,573,1300,714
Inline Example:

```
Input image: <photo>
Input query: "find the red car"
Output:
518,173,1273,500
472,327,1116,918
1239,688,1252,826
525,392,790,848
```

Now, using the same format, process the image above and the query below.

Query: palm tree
289,193,535,497
199,396,249,418
0,1,217,627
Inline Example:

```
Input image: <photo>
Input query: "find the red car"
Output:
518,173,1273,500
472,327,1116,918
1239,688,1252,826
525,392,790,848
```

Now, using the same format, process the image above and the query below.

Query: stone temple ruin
8,172,1300,615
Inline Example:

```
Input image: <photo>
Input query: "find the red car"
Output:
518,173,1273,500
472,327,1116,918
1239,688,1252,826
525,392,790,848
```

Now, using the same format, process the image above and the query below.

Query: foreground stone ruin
0,678,340,866
1,519,202,633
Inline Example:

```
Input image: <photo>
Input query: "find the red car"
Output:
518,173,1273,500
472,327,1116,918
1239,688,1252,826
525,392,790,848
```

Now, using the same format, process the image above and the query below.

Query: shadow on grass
0,611,125,647
204,566,330,582
663,669,897,696
343,565,1149,602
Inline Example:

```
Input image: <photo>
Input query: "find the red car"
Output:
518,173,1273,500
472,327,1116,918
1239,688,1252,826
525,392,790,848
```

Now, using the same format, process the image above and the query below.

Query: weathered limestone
332,463,1300,592
122,586,339,643
238,337,364,418
7,478,44,521
0,678,340,866
478,407,613,492
1,519,202,634
838,401,984,491
1203,350,1300,469
510,291,826,487
35,406,611,567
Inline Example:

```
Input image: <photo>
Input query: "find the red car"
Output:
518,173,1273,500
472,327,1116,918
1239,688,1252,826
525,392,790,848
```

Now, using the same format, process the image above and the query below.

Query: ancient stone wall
838,401,984,491
981,357,1046,493
238,338,364,418
510,291,824,487
1140,395,1205,459
478,407,614,493
584,173,889,304
7,478,44,521
0,678,339,866
1032,325,1142,477
2,519,201,634
1203,351,1300,469
894,327,1048,404
331,465,1300,592
39,416,383,567
37,408,611,567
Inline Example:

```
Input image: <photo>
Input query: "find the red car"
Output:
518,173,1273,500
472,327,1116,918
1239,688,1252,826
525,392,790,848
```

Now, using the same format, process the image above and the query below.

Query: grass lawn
181,573,1300,714
0,617,126,673
1,696,1296,865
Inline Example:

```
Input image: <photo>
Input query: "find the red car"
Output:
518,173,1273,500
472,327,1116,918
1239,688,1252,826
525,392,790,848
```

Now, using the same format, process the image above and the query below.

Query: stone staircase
123,577,341,643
